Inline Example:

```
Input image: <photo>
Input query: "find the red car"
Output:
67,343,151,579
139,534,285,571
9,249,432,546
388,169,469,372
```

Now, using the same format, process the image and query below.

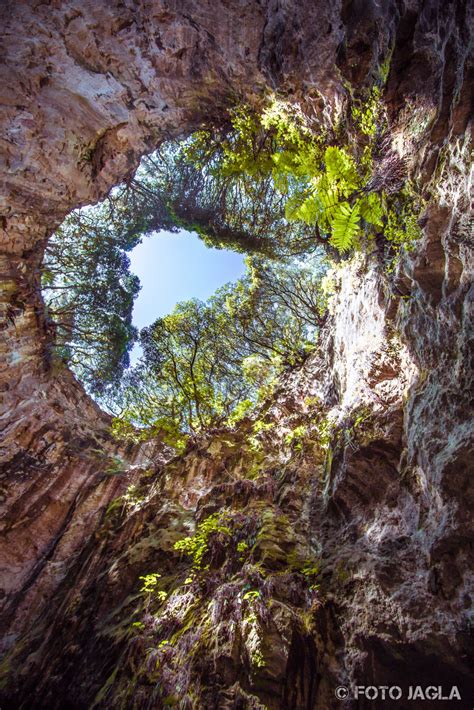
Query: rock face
0,1,472,708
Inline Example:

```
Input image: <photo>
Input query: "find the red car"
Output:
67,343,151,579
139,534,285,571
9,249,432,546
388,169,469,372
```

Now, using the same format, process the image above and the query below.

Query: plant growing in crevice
241,589,267,670
173,512,232,572
284,424,308,451
139,573,168,605
301,559,321,592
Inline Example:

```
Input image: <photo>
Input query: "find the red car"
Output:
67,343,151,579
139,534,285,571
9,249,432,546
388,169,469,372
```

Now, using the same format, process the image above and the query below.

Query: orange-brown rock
0,1,472,708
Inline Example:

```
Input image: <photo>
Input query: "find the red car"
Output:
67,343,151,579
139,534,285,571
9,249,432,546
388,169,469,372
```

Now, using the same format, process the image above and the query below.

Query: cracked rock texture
0,1,472,708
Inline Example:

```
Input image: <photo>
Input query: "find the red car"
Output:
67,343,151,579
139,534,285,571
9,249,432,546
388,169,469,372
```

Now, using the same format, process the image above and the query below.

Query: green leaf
292,196,319,224
360,193,384,228
329,202,360,252
324,147,359,191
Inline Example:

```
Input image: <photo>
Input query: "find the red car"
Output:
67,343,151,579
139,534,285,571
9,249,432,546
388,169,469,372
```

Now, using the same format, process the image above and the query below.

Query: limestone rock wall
0,0,472,707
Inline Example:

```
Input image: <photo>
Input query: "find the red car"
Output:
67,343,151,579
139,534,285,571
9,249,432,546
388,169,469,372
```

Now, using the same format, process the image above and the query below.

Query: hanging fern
313,175,341,225
324,146,359,192
187,97,421,257
359,192,384,228
330,202,361,252
291,195,319,224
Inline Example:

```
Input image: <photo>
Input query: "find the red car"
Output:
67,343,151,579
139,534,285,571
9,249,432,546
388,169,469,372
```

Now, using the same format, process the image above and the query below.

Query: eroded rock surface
0,1,472,708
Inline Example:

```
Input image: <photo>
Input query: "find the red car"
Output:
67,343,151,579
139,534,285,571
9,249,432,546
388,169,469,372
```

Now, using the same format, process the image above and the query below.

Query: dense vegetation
109,252,326,443
43,206,140,395
42,90,421,440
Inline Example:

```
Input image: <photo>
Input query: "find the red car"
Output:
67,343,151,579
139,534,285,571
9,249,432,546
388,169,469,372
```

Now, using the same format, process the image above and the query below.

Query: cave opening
128,228,246,362
40,119,331,443
40,93,420,449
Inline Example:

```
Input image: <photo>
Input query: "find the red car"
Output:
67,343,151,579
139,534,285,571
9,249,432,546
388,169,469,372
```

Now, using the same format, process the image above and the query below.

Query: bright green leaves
282,145,367,249
220,105,275,178
175,95,419,260
286,194,319,225
219,102,384,253
139,573,162,594
261,98,313,148
174,513,232,570
330,202,361,252
139,573,168,605
359,192,385,228
351,86,383,137
385,203,421,249
324,146,358,191
124,93,418,263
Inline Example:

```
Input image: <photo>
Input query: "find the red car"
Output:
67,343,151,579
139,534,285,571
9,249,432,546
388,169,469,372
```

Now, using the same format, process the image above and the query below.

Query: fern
360,192,384,227
284,194,307,221
310,175,339,225
292,195,319,224
199,96,420,257
330,202,360,252
324,147,359,192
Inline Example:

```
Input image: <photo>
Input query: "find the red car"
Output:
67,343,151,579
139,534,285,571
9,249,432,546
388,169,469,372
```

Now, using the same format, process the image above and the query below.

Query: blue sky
128,229,246,361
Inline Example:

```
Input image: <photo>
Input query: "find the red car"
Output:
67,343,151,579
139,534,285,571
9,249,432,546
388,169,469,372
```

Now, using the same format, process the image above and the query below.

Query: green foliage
103,482,150,527
242,590,261,602
110,414,187,452
250,650,265,669
237,541,249,560
351,86,383,137
227,399,254,426
139,573,162,594
114,252,324,433
110,417,141,444
139,573,168,603
301,560,320,579
352,406,371,430
137,123,319,259
385,203,421,249
42,201,143,395
284,424,308,450
173,513,232,570
241,588,266,669
156,94,420,260
316,418,333,450
330,202,361,252
301,559,320,590
252,420,274,434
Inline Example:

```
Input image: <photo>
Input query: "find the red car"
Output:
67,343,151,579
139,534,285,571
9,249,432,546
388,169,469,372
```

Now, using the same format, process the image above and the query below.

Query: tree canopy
109,252,327,439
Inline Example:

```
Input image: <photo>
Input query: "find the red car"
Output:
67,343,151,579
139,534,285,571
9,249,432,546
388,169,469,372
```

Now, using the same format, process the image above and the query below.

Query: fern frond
284,194,305,221
360,193,384,227
329,202,360,252
292,196,319,224
311,174,340,227
325,146,359,191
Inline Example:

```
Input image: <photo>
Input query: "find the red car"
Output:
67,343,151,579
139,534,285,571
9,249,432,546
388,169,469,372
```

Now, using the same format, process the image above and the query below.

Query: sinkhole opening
41,95,417,446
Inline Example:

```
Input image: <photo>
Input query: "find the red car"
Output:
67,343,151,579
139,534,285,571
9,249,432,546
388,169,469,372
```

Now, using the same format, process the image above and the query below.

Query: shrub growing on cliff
134,94,420,257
